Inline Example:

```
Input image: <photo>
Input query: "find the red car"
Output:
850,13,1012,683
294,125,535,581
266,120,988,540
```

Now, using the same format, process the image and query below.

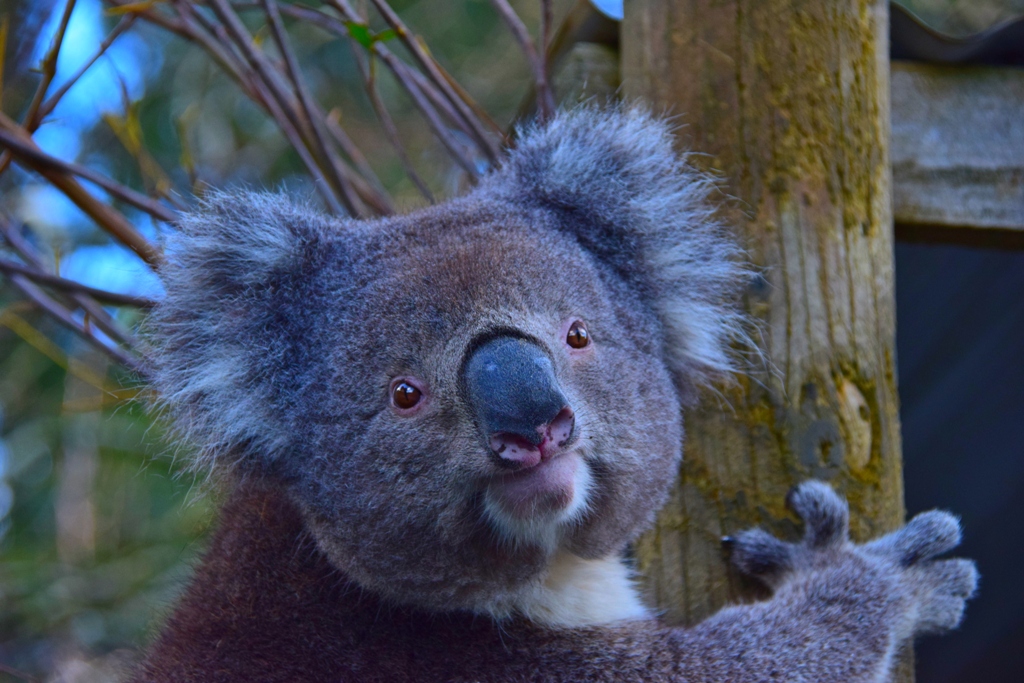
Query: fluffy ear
477,107,751,388
149,190,332,469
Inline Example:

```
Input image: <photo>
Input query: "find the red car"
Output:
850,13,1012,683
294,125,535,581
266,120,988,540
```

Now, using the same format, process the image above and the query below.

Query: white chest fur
514,551,652,628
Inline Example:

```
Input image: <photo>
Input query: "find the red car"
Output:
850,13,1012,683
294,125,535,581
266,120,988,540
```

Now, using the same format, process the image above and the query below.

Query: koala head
151,108,748,616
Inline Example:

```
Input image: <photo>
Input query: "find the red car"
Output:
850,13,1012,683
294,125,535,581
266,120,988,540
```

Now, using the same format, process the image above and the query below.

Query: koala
133,108,977,682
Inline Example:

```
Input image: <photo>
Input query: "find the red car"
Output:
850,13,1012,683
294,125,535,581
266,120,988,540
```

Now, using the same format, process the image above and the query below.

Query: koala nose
463,336,574,468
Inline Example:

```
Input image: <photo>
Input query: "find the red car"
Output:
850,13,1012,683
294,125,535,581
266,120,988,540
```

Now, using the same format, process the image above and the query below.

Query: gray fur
146,108,977,682
151,193,335,469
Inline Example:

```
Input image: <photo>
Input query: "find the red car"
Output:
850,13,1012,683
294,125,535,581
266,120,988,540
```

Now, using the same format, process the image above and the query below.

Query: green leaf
344,22,398,49
344,22,375,49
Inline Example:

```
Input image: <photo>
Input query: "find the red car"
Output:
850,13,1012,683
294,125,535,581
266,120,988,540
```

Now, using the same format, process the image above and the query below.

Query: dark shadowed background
897,241,1024,683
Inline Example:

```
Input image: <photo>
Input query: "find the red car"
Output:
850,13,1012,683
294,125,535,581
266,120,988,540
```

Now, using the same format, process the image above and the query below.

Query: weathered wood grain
622,0,907,652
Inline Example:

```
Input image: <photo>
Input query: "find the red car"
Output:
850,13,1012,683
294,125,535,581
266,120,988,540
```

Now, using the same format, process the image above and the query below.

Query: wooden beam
622,2,909,677
892,62,1024,241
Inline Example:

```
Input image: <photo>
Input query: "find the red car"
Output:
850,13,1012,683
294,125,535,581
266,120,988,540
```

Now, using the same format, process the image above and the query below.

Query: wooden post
623,2,909,675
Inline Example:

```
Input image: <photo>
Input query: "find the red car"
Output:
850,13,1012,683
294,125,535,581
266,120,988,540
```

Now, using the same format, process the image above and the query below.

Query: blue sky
23,0,165,299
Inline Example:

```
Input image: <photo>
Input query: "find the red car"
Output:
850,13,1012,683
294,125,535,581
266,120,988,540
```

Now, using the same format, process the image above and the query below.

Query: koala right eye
391,380,423,412
566,320,590,349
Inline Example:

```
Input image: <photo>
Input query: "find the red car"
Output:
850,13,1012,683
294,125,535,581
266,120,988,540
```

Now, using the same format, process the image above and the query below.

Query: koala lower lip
486,451,580,520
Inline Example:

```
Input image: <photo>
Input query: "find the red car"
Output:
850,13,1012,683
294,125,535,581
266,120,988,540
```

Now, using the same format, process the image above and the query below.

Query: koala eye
391,380,423,411
566,320,590,349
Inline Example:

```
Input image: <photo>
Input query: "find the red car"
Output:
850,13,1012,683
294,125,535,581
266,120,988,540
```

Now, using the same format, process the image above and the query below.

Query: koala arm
491,483,976,683
130,482,975,683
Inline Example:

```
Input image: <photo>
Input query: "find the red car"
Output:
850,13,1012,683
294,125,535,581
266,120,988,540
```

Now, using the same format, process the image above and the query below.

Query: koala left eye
565,320,590,349
391,379,424,412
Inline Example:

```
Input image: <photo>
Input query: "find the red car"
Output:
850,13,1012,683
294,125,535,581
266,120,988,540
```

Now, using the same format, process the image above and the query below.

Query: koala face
152,108,748,616
275,203,683,612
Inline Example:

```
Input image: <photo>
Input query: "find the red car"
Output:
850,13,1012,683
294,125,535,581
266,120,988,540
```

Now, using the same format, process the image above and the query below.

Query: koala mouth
484,449,590,524
485,407,586,520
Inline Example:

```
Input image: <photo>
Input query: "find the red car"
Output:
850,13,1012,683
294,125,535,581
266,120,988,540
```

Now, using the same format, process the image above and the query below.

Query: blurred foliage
0,305,215,680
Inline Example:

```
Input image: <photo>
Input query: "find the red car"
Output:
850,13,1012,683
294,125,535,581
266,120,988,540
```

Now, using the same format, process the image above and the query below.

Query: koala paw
726,481,978,637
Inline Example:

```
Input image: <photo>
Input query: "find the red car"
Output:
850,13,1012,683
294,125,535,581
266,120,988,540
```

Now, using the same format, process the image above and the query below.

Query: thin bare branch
0,0,78,177
0,219,144,372
1,219,141,349
271,2,483,179
490,0,554,122
365,0,500,164
271,0,503,147
204,0,311,141
24,0,77,129
113,1,392,214
198,1,396,213
0,127,177,222
0,18,8,112
38,16,137,122
3,272,145,373
382,55,482,178
354,49,435,202
108,1,262,102
428,57,507,142
0,257,155,308
103,92,189,211
322,0,365,23
273,2,466,178
0,113,161,265
0,662,39,683
204,0,350,215
262,0,369,216
323,111,395,214
539,0,555,121
261,4,349,47
254,79,351,215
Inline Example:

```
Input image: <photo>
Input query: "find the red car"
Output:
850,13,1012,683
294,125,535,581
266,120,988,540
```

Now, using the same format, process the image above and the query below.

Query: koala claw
727,528,794,585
